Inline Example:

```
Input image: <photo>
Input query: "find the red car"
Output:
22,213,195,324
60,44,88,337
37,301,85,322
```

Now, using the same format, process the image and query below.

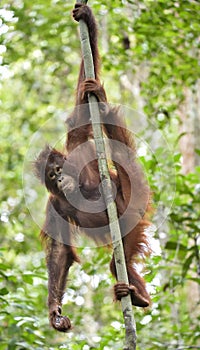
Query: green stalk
75,1,137,348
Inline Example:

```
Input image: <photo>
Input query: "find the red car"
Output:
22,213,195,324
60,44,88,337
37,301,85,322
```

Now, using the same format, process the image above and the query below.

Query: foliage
0,0,200,349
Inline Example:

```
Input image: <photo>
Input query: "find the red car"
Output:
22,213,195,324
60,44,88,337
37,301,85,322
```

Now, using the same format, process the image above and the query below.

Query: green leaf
0,287,9,295
182,252,195,278
165,241,187,251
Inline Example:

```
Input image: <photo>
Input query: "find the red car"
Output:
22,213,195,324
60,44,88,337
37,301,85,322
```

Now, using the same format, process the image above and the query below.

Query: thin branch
75,0,136,349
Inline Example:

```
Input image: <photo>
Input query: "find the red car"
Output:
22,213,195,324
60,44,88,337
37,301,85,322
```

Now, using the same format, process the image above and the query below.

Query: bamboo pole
75,1,137,348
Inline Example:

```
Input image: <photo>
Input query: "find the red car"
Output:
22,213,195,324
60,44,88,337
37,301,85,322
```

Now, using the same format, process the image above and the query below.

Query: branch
75,1,137,348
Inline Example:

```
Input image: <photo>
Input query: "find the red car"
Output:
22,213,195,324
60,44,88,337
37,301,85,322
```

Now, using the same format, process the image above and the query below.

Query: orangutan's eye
48,170,56,180
55,165,62,175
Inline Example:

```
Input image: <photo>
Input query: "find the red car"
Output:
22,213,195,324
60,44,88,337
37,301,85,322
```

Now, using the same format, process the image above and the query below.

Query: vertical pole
75,1,137,348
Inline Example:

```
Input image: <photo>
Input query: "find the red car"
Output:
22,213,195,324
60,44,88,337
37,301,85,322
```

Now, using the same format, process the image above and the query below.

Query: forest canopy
0,0,200,349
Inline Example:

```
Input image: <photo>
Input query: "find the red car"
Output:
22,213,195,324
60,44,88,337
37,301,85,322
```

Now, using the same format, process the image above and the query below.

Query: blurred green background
0,0,200,349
